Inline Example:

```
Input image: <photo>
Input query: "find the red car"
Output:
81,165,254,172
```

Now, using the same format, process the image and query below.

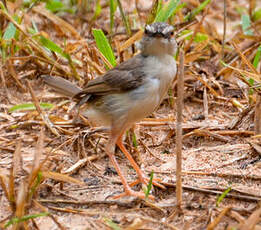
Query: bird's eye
144,28,148,34
170,31,174,36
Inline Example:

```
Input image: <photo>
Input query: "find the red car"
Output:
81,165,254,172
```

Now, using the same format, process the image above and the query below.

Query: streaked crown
144,22,174,39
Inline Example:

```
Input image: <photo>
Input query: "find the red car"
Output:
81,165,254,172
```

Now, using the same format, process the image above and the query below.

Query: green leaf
179,30,208,42
248,78,255,86
144,171,154,199
253,45,261,69
216,186,231,207
3,22,16,40
184,0,211,21
194,32,208,42
39,35,70,59
241,14,253,35
5,212,49,228
253,8,261,22
92,29,116,67
46,0,64,12
104,218,121,230
154,0,180,22
9,103,53,113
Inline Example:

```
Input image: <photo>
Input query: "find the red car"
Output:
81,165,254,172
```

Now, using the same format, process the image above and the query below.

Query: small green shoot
28,171,43,201
109,0,118,34
241,14,253,35
144,171,154,199
4,212,49,228
104,218,121,230
216,186,231,207
9,103,53,113
92,29,117,68
184,0,211,21
253,8,261,21
154,0,180,22
132,131,137,148
91,0,102,22
253,45,261,69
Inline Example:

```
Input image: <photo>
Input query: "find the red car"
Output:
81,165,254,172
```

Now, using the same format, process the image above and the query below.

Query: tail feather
41,75,82,97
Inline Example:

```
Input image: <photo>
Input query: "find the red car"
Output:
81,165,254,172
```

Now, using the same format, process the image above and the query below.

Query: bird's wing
74,54,146,99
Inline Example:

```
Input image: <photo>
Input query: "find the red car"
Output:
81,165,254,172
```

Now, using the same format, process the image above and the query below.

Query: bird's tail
41,75,82,97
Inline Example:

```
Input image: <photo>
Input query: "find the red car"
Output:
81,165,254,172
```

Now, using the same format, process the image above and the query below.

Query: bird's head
141,22,177,57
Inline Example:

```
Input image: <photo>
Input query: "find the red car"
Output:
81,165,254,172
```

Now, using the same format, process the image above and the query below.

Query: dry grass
1,0,261,229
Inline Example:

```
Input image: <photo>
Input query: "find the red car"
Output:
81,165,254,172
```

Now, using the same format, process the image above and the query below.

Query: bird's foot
129,175,166,189
112,188,154,200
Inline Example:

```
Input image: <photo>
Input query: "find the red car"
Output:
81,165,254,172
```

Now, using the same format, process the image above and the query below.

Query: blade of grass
28,172,43,201
92,29,116,68
109,0,118,34
146,0,161,24
132,131,137,148
184,0,211,21
4,212,49,228
116,0,131,36
39,35,69,59
9,102,53,113
216,186,231,207
253,45,261,69
154,0,180,22
144,171,154,199
91,0,101,22
42,171,84,185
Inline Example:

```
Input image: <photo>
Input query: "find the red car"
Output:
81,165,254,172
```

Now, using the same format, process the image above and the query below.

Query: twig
0,64,11,103
207,206,231,230
176,48,184,208
203,81,208,119
7,59,26,92
221,0,227,59
139,139,166,162
182,171,261,181
161,182,261,202
239,206,261,230
254,95,261,134
26,80,60,136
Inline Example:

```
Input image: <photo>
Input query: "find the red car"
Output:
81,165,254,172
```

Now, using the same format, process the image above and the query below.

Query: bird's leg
116,134,165,189
106,136,154,200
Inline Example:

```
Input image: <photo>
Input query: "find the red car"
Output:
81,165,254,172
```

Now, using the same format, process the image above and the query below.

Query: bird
42,22,177,199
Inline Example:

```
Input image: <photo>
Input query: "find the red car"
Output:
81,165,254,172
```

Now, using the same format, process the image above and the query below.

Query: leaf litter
1,0,261,229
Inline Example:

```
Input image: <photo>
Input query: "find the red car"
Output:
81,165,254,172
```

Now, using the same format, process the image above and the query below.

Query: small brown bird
42,22,177,199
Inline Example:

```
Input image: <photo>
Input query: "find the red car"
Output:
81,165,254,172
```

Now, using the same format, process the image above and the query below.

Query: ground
0,0,261,229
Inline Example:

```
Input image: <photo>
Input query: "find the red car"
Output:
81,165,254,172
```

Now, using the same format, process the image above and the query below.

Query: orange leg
106,137,154,200
116,135,165,190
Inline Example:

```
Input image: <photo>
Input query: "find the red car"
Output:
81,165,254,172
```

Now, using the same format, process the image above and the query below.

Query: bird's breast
143,55,177,101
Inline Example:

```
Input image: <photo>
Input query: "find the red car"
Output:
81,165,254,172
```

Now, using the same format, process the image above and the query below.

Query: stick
176,48,184,208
